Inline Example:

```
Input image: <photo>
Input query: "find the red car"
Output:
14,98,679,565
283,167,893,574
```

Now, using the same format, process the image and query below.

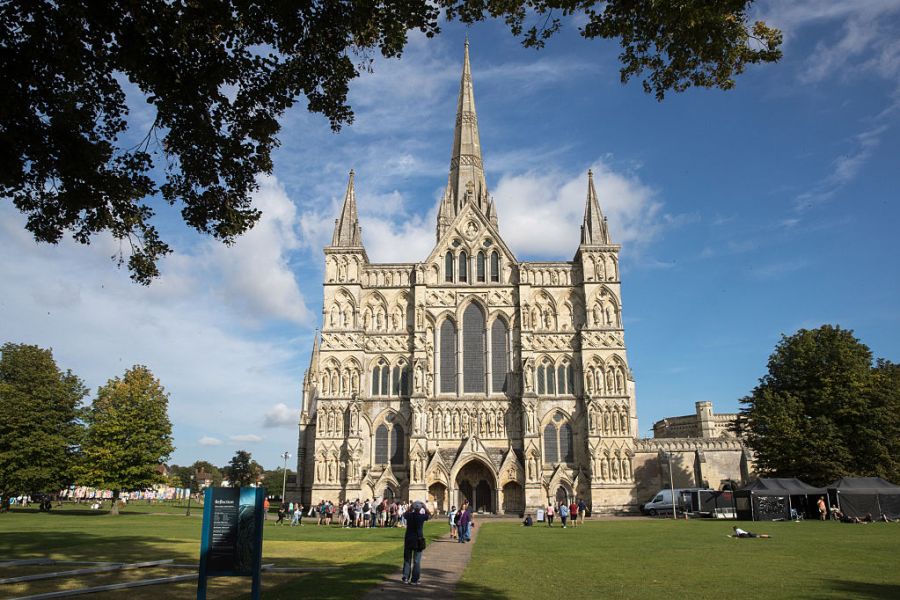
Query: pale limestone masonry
293,43,749,514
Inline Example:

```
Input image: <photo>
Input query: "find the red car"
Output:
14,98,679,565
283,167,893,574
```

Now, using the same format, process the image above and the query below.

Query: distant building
653,401,740,440
293,43,750,513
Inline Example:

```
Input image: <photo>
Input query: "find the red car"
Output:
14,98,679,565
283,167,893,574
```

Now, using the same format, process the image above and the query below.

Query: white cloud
492,159,672,263
199,436,223,446
230,434,263,444
195,175,312,326
757,1,900,84
263,403,297,428
0,177,308,467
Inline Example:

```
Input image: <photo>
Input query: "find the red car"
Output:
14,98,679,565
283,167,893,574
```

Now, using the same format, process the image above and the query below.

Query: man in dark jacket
402,500,431,584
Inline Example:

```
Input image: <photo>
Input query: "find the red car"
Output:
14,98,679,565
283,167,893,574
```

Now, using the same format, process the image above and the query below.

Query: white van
640,488,710,516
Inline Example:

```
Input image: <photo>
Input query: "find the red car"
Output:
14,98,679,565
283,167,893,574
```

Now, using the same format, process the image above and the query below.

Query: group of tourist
447,502,475,542
521,498,589,528
270,498,425,529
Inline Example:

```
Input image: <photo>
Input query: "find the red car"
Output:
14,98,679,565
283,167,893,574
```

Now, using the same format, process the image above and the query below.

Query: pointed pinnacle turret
331,170,363,247
581,169,610,245
438,39,491,240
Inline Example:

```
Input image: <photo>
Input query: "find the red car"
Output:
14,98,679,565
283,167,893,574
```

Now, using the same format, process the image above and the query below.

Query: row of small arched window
445,250,500,283
371,363,411,397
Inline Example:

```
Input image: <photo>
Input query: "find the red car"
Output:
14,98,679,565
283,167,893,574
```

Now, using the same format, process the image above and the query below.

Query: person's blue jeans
402,547,422,582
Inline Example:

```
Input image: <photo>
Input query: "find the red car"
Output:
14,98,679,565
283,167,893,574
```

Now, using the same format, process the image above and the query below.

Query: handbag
416,536,427,552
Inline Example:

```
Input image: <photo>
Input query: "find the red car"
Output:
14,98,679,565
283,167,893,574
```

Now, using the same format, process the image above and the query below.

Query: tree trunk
109,491,120,516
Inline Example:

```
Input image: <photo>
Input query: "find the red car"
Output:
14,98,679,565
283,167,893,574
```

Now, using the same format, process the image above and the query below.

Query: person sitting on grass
522,514,533,527
732,526,771,538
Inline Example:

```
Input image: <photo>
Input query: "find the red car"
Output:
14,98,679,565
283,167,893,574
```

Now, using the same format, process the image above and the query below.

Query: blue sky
2,1,899,470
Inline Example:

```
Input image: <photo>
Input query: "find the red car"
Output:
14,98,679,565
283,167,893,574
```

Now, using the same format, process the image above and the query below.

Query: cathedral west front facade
295,43,750,514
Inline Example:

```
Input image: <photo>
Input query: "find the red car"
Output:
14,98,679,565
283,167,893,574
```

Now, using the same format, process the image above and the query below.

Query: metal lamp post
668,450,677,520
280,452,291,502
186,474,195,517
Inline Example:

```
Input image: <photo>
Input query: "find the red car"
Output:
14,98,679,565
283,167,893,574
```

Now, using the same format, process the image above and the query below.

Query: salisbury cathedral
295,43,750,514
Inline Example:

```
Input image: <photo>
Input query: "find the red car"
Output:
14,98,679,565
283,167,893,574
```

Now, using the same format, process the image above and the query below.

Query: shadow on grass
455,579,512,599
826,580,900,599
0,530,199,564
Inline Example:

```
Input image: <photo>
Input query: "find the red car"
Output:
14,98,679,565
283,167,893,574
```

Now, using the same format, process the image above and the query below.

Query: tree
76,365,174,515
224,450,263,488
738,325,900,486
262,468,295,499
0,343,87,504
1,1,781,284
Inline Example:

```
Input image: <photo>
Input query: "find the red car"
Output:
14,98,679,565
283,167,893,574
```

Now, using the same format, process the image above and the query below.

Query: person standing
457,502,471,543
578,498,587,525
817,496,827,521
263,497,270,521
448,505,458,540
546,503,555,527
569,500,579,528
402,501,431,585
559,502,569,528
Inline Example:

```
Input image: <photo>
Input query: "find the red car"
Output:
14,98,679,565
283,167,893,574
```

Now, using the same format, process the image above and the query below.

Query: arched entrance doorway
456,460,495,513
428,483,447,514
502,482,524,514
555,485,571,505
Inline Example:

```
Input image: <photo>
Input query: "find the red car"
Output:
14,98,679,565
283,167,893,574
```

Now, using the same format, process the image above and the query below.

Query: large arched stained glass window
463,304,485,393
375,424,389,464
440,320,457,394
445,251,454,282
543,423,558,464
390,425,404,465
491,319,508,393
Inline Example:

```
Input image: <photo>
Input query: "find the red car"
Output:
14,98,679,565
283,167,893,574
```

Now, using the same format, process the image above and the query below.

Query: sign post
197,487,265,599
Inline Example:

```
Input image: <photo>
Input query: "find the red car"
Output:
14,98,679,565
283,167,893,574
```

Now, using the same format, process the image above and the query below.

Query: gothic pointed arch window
537,365,546,395
400,365,411,396
557,365,566,395
380,362,389,396
491,318,509,393
440,319,457,394
375,424,389,464
490,251,500,282
462,303,485,393
459,251,468,283
372,366,380,396
390,425,404,465
375,414,404,466
543,412,573,464
543,422,558,464
477,252,486,282
567,364,575,394
392,366,401,396
445,251,454,282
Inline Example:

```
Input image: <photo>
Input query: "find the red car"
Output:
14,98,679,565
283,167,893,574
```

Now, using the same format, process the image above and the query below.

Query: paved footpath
363,522,480,600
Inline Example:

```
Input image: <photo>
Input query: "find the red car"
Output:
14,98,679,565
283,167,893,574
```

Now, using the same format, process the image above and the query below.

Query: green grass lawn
0,509,443,599
458,519,900,600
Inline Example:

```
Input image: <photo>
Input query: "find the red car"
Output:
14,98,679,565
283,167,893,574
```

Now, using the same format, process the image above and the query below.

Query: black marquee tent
828,477,900,520
734,478,826,521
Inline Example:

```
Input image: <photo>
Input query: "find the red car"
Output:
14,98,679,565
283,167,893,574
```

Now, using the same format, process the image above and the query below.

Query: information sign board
197,487,265,599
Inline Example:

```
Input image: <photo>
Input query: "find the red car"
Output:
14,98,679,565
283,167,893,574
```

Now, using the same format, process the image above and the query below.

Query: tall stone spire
580,169,610,245
331,170,363,247
438,38,491,239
